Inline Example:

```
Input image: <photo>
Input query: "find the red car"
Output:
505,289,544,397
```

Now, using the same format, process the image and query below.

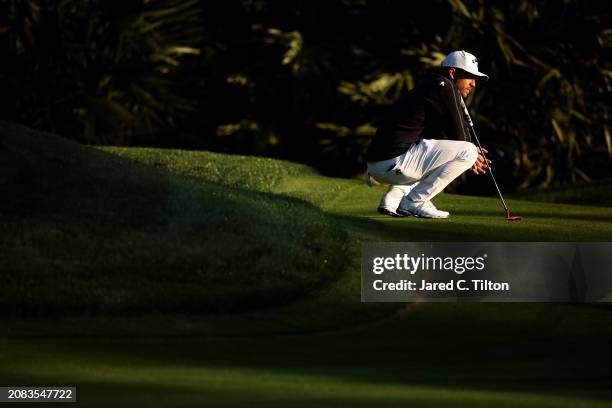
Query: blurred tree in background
0,0,205,145
0,0,610,191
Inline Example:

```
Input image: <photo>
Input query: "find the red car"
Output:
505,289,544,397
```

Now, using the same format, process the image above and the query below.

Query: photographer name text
372,279,510,292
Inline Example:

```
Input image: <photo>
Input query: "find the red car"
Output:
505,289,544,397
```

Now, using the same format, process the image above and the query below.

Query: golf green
2,129,612,407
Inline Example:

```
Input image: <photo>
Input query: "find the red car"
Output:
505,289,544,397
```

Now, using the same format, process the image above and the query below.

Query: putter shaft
460,98,509,212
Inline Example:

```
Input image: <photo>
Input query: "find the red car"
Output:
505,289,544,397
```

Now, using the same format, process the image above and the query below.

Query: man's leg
366,157,418,217
378,184,418,217
398,139,478,218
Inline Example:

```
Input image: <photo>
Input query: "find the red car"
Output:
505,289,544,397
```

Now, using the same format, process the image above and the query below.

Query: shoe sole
395,208,417,217
377,207,409,218
397,208,449,219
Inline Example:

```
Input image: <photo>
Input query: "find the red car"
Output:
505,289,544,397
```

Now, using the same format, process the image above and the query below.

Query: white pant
367,139,478,209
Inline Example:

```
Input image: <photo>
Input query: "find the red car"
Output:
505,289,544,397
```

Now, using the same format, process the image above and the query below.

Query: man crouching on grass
365,50,490,219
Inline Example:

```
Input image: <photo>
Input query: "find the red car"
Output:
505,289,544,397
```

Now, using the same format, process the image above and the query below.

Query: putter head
505,209,523,221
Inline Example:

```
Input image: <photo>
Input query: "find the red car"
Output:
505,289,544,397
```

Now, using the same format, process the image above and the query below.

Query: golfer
365,50,490,218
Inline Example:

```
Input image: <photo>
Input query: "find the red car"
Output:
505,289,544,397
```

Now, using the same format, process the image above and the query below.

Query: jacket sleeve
424,78,471,142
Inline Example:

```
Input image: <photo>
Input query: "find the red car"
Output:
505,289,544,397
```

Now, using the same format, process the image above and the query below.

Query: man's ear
448,67,456,80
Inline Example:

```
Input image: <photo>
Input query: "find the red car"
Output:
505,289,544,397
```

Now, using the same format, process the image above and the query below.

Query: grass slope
0,122,347,316
104,146,612,242
2,126,612,407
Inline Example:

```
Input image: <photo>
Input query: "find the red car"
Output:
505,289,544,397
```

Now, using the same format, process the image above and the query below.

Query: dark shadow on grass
0,123,354,318
4,373,612,408
3,323,612,406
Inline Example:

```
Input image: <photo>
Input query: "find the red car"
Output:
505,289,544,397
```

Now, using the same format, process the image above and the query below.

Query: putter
460,98,523,221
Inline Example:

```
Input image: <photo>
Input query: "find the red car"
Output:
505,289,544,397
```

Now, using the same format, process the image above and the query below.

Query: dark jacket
366,73,471,162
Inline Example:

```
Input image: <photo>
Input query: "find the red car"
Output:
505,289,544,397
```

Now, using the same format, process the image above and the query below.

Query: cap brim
466,70,489,81
445,64,490,81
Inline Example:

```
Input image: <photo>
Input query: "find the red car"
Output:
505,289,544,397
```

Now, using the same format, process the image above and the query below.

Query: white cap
441,50,489,81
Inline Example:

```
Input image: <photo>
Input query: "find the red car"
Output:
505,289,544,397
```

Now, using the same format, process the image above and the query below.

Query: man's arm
430,78,489,174
424,77,471,142
441,79,471,142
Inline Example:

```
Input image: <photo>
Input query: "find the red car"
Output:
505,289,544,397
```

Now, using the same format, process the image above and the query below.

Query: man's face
454,77,476,98
449,68,477,98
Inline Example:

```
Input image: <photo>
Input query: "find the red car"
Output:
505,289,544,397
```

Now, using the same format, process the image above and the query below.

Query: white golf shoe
376,185,416,217
397,200,450,219
377,205,409,217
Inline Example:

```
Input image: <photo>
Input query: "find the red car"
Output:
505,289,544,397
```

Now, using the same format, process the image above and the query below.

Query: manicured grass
2,123,612,407
0,122,348,316
101,146,318,192
3,303,612,407
105,146,612,243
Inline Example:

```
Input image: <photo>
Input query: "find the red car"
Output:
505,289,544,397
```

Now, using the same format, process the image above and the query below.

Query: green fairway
3,310,612,408
3,303,612,407
2,125,612,407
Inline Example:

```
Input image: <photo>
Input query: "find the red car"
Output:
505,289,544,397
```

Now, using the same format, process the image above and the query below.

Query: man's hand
471,147,491,175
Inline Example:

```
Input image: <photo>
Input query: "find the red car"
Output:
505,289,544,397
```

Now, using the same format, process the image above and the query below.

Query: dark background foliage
1,0,610,191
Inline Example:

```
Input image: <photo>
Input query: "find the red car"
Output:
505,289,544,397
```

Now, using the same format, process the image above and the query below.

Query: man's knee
461,142,478,166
